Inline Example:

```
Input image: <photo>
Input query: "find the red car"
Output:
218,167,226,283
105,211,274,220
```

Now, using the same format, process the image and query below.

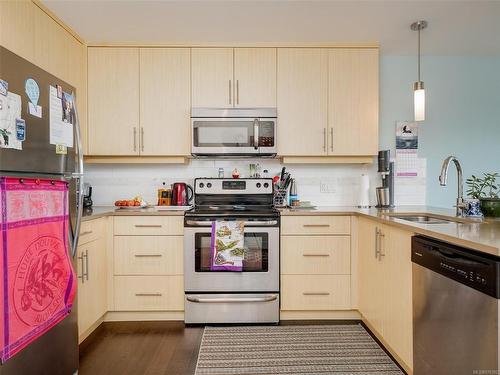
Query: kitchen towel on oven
0,177,76,363
210,220,245,271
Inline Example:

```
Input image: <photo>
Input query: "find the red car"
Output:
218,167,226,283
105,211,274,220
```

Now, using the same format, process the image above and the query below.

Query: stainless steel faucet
439,156,468,216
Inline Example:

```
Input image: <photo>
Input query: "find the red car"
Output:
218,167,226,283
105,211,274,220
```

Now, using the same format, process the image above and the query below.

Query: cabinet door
357,218,386,336
191,48,233,107
328,48,379,155
234,48,276,107
140,48,191,155
383,226,413,370
88,47,139,155
277,48,328,156
77,238,107,337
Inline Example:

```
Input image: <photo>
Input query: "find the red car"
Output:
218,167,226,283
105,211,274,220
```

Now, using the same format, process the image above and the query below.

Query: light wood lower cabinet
114,236,183,275
281,275,351,310
281,236,350,275
357,217,413,372
114,276,184,311
77,218,107,341
112,215,184,313
281,215,352,315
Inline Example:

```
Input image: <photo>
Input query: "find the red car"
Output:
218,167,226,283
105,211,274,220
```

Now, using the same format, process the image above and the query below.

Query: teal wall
379,56,500,208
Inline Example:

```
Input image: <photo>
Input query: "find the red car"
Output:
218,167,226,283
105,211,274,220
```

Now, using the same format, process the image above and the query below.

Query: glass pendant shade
414,81,425,122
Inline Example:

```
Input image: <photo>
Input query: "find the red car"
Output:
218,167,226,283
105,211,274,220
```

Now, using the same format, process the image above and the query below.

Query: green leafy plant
466,173,499,199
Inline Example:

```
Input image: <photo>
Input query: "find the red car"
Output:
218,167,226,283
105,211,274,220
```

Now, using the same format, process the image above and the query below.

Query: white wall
85,158,425,207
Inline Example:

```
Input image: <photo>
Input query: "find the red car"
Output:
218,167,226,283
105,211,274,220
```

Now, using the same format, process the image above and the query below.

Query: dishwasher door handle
186,295,278,303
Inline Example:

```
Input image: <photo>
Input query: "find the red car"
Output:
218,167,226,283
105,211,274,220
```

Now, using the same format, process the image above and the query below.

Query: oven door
184,224,279,292
191,117,277,156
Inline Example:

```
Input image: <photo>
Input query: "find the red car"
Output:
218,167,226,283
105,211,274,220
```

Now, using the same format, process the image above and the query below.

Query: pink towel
0,177,76,363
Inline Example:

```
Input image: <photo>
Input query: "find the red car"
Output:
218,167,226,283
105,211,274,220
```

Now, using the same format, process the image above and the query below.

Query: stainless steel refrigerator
0,46,83,375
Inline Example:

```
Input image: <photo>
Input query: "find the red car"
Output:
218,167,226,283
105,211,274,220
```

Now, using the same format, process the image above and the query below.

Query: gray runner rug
195,324,404,375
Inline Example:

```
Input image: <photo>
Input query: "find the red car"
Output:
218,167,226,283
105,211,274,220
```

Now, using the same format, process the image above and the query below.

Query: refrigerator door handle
70,91,84,258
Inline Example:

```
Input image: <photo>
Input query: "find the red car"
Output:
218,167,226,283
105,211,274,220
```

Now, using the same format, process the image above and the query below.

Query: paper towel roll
358,174,370,208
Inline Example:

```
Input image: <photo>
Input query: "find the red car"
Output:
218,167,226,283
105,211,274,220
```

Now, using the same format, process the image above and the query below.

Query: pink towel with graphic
0,177,76,363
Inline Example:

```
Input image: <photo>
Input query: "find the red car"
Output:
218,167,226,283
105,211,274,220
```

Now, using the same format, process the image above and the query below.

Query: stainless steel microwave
191,108,277,157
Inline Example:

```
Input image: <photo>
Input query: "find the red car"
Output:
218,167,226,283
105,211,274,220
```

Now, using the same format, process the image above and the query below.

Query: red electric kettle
171,183,194,206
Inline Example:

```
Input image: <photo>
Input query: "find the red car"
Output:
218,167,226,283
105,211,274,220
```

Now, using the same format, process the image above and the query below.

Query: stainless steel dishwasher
412,235,499,375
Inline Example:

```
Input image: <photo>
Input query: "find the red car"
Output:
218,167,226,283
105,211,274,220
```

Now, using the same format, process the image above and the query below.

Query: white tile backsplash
84,158,426,207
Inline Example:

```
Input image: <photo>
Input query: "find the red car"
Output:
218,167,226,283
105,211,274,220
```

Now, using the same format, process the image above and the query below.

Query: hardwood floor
79,322,203,375
79,320,405,375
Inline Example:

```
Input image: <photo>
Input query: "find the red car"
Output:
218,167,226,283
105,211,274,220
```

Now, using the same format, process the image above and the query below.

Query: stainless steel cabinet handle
134,224,162,228
84,249,89,281
134,254,163,258
133,127,137,152
323,128,326,151
303,224,330,228
80,230,93,237
140,127,144,152
77,252,85,284
378,231,386,260
229,80,232,105
135,293,162,297
186,295,278,303
330,128,334,151
302,253,330,257
236,80,239,105
303,292,330,296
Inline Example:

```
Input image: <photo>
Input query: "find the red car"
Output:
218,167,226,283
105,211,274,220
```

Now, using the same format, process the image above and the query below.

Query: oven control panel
195,178,273,195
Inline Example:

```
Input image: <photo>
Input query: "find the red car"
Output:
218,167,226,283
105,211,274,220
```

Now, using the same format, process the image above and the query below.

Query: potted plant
466,172,500,217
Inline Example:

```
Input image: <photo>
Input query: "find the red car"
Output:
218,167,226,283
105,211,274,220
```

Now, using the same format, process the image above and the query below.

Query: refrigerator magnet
25,78,40,107
0,79,7,96
15,118,26,142
56,144,67,155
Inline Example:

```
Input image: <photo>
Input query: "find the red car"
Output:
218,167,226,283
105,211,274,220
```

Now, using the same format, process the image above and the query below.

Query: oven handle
253,118,259,150
185,220,278,227
186,295,278,303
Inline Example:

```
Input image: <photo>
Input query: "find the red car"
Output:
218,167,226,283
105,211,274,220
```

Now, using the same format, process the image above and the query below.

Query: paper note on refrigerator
0,92,23,150
49,85,73,147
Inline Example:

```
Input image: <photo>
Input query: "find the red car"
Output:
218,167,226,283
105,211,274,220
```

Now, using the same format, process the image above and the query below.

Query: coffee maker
376,150,395,208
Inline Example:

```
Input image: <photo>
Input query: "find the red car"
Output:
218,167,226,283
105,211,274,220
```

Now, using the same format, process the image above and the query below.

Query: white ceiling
42,0,500,56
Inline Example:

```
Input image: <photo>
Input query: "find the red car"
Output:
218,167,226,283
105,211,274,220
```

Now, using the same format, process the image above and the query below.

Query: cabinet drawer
281,275,350,310
281,216,350,235
281,236,350,275
113,276,184,311
114,216,183,236
79,218,105,245
114,236,183,275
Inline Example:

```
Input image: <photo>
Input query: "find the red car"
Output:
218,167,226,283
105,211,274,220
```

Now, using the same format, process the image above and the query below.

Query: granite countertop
82,205,500,257
281,206,500,257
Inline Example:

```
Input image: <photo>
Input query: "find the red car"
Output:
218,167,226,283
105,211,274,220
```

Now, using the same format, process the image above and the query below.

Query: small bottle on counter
218,167,224,178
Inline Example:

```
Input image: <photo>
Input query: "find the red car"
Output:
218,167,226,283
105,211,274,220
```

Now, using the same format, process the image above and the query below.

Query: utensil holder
273,187,288,207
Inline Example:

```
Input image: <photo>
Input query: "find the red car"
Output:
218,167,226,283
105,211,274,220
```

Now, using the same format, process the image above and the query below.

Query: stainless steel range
184,178,280,324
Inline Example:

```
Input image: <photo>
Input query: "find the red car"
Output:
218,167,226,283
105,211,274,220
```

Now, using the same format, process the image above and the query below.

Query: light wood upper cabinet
191,48,234,107
328,48,379,156
88,47,140,155
140,48,190,156
277,48,328,156
234,48,276,107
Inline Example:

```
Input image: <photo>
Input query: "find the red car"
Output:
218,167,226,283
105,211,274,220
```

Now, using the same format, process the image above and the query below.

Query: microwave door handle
253,119,259,150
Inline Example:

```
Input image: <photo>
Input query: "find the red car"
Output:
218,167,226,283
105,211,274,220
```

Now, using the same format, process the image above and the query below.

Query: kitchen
0,1,499,374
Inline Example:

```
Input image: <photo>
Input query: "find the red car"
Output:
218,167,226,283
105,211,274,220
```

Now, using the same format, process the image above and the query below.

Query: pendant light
411,20,428,122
